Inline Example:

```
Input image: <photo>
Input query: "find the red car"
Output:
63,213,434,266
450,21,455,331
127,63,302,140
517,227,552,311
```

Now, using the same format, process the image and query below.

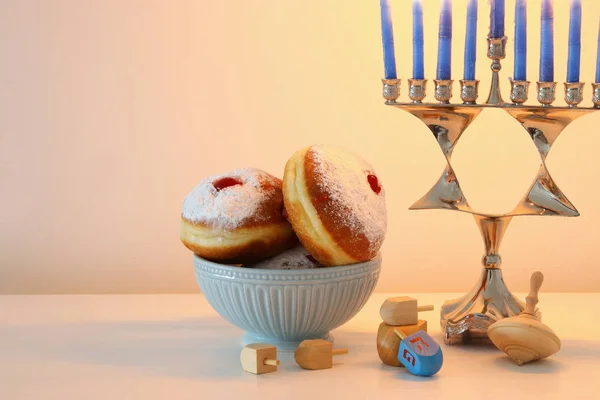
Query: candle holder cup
408,79,427,103
564,82,585,107
537,82,557,106
434,79,453,104
593,83,600,108
487,36,507,61
509,79,530,105
486,36,507,105
381,79,401,104
460,80,480,104
381,51,598,346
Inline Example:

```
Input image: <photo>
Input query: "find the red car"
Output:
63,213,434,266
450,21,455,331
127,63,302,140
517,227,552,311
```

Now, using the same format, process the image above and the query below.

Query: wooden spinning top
377,320,427,367
379,296,434,326
240,343,280,375
488,271,561,366
394,329,443,376
294,339,348,370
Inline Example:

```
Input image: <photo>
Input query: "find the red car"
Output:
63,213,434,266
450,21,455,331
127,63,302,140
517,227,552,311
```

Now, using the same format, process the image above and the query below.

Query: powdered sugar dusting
310,144,387,251
244,245,322,270
181,168,280,230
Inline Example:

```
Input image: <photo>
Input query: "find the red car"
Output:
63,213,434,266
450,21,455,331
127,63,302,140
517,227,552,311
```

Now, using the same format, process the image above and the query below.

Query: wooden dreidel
240,343,280,375
380,296,434,326
394,329,443,376
377,320,427,367
488,271,561,366
294,339,348,370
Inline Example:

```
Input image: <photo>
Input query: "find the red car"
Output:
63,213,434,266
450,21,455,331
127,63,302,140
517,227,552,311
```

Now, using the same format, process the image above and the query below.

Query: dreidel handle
332,348,349,356
524,271,544,316
263,359,280,367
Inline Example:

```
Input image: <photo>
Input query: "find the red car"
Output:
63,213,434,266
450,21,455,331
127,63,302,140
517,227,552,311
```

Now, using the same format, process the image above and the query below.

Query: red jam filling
367,174,381,194
314,193,329,204
213,177,242,192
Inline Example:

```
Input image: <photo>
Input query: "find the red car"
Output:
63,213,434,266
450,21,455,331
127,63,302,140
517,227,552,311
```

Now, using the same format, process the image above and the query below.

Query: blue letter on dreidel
397,331,443,376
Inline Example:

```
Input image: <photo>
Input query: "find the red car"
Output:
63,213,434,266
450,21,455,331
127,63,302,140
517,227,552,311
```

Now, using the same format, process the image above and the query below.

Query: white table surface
1,293,598,399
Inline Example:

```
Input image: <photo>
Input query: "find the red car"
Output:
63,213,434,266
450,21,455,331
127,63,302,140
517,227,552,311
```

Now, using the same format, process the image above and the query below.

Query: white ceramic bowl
194,254,381,350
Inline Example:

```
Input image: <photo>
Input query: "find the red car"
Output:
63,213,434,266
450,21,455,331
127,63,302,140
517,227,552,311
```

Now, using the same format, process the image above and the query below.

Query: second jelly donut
282,144,387,266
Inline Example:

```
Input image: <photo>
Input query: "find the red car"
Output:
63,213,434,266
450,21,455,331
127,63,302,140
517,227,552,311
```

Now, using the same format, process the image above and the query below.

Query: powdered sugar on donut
181,168,281,230
244,245,322,270
310,144,387,251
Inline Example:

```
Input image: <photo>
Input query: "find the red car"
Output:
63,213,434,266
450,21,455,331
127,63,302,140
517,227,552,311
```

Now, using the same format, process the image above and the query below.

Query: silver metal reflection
537,81,557,106
381,78,401,104
487,36,507,61
592,82,600,108
564,82,585,107
509,79,530,104
460,80,479,104
380,31,597,345
387,101,594,344
486,36,507,105
434,79,453,104
408,78,427,103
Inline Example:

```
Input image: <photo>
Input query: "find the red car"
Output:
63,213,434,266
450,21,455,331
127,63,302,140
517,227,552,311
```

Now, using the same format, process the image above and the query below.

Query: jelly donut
180,168,298,264
283,144,387,266
244,245,323,270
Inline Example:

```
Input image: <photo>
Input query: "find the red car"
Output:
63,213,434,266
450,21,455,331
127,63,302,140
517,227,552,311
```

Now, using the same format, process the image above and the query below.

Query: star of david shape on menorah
380,37,600,345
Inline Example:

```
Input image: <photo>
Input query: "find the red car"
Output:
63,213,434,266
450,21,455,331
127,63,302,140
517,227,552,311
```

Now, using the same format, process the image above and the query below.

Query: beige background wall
1,0,599,294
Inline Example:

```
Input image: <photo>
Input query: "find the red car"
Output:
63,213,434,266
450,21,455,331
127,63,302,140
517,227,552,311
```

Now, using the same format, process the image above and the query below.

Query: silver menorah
382,36,599,345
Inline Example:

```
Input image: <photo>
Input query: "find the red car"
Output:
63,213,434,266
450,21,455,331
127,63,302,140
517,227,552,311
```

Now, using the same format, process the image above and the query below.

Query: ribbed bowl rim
194,253,382,283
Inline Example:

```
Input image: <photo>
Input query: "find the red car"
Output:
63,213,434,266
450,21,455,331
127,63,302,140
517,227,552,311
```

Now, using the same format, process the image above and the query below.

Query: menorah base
440,268,540,345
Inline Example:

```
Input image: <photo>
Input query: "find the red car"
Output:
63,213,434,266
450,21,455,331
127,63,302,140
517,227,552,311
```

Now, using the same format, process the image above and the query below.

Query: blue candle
566,0,582,83
514,0,527,81
436,0,452,80
489,0,505,39
380,0,397,79
540,0,554,82
413,0,425,80
596,19,600,83
463,0,478,80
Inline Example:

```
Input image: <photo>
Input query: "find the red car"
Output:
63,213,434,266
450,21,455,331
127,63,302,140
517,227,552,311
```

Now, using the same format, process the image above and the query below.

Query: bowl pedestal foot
242,331,334,352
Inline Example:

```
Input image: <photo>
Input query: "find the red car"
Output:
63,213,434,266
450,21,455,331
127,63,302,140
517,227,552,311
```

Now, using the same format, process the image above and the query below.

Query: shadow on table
490,339,600,374
3,317,249,380
492,356,562,373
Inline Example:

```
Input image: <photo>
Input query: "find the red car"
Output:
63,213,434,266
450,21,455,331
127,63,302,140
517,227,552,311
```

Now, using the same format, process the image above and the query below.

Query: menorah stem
485,36,507,105
474,215,512,269
486,64,504,105
441,215,530,346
